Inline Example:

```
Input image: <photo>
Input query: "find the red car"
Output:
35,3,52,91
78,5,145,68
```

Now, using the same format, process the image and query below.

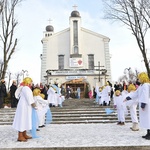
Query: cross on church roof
73,5,78,10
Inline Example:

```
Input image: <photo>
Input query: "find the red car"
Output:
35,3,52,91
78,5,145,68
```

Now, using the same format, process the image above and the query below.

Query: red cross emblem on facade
78,59,82,65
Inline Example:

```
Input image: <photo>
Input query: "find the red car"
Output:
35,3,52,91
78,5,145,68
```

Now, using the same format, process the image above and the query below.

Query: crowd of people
0,71,150,141
91,72,150,140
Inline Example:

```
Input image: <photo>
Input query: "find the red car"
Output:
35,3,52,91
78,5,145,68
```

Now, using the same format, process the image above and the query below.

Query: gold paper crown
128,84,136,92
33,88,41,96
115,90,121,96
138,72,149,83
23,77,33,86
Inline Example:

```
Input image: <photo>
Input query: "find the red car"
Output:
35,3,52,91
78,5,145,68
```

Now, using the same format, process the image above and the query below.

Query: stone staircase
0,99,138,125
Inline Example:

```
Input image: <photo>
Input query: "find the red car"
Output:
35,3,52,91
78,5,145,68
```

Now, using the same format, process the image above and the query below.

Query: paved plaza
0,123,150,149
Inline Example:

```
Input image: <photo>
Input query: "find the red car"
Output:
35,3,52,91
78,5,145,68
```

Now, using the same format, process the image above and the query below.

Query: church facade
40,9,111,98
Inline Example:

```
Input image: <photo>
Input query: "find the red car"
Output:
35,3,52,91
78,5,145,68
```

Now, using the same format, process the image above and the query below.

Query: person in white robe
56,86,65,107
97,87,103,105
33,88,50,128
125,72,150,139
125,84,139,131
12,77,37,142
77,87,81,99
47,85,58,107
105,82,111,105
113,90,126,125
121,90,129,116
101,85,110,106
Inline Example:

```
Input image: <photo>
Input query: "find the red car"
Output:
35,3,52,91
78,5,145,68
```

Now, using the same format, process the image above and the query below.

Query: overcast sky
4,0,150,84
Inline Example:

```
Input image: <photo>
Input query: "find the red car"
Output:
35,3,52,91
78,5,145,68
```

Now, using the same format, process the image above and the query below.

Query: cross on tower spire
48,18,52,25
73,4,78,10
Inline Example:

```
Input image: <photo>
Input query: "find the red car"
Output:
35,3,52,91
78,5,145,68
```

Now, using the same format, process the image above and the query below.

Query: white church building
40,8,112,98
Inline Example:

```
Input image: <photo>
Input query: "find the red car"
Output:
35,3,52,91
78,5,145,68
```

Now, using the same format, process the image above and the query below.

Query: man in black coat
0,79,7,108
10,80,18,108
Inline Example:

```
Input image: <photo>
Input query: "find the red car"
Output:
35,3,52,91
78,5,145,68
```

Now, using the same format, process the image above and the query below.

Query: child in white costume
125,72,150,140
13,77,37,142
33,88,50,128
97,87,103,105
113,90,127,125
125,84,139,131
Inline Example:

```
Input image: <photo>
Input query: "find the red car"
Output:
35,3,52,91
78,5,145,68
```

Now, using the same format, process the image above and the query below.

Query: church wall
46,31,70,70
80,30,106,67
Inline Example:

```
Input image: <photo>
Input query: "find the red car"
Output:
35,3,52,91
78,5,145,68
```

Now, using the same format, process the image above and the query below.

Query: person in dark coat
41,84,48,100
65,86,71,99
93,86,97,98
114,82,119,91
10,80,18,108
0,79,7,108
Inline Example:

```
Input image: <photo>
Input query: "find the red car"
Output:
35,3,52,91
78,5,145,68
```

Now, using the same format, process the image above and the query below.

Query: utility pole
94,61,104,82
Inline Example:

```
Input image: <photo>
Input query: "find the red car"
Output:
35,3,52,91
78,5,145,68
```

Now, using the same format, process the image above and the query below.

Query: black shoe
49,103,52,107
36,129,40,131
145,135,150,140
120,122,125,125
39,125,45,128
142,134,149,138
117,122,121,125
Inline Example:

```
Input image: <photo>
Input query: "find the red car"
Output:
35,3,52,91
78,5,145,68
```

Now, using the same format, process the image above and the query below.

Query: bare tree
0,0,4,14
102,0,150,78
118,67,140,83
14,72,22,86
0,0,23,80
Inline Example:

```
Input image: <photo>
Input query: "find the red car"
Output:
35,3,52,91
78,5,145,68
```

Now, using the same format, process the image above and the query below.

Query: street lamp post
124,67,138,83
124,67,131,82
21,70,28,80
15,72,21,86
46,70,50,85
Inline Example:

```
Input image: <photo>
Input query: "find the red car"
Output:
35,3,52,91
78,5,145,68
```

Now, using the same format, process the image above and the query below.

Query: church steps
0,99,139,125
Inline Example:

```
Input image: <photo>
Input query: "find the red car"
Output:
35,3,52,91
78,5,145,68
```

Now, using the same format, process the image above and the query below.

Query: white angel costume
34,95,49,126
12,86,35,132
128,83,150,129
47,86,58,106
101,86,110,105
97,89,102,105
113,93,127,123
126,91,139,123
